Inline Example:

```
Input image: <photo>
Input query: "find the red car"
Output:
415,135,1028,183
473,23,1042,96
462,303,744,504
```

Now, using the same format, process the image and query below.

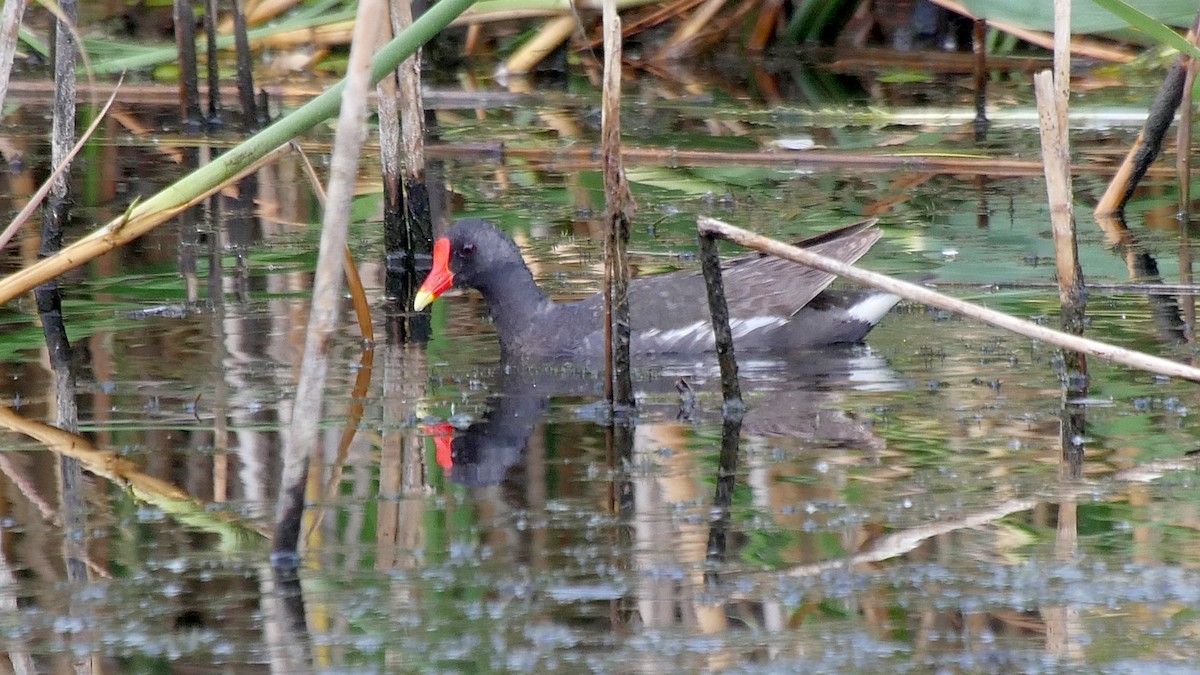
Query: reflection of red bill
425,422,456,473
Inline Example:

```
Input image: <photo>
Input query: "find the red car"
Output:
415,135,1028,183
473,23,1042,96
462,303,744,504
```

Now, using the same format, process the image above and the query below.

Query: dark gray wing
624,218,881,323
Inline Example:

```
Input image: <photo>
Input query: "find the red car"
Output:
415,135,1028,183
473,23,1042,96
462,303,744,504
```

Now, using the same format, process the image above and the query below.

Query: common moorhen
413,218,898,359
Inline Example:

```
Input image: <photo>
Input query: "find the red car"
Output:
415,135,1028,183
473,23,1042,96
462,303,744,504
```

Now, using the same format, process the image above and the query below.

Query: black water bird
414,218,898,359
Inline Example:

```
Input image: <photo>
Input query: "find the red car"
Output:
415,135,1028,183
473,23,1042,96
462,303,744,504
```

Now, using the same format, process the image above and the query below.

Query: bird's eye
460,243,476,257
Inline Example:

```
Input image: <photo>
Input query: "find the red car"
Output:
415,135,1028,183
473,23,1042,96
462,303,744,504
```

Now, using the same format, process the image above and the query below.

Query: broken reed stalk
41,0,79,429
602,0,634,410
204,0,219,120
697,233,743,413
703,414,742,582
0,0,27,113
1180,35,1200,214
393,0,430,229
1032,34,1089,333
231,0,258,130
696,216,1200,383
173,0,202,126
272,0,387,568
971,18,986,135
377,2,406,305
391,0,433,330
1179,52,1198,334
43,0,87,588
1094,14,1200,215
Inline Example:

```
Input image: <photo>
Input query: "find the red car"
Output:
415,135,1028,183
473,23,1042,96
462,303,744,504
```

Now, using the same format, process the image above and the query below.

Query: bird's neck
476,262,555,354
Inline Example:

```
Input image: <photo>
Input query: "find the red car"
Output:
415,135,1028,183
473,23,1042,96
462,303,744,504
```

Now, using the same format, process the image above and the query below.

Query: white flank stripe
653,321,710,345
730,316,787,338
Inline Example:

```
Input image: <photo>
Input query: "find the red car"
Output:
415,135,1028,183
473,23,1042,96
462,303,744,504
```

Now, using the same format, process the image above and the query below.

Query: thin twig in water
0,76,124,251
292,142,375,343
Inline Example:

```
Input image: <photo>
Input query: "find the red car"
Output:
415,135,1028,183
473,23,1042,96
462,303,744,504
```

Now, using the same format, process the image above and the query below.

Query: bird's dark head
413,219,527,310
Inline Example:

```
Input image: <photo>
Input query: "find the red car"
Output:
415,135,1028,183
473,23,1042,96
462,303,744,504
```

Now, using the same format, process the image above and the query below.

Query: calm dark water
0,61,1198,673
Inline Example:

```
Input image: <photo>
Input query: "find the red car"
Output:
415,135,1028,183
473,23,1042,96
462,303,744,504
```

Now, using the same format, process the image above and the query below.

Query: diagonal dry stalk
697,216,1200,382
292,143,375,342
0,77,124,251
0,405,269,540
1094,11,1200,215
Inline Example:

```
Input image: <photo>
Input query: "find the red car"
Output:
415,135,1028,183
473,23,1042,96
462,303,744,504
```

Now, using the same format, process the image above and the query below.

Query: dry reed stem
927,0,1136,62
1094,17,1200,215
602,0,635,408
1053,0,1069,134
393,0,425,174
583,0,707,50
0,143,293,306
656,0,727,59
1036,21,1084,309
0,405,269,537
218,0,301,33
500,15,580,76
0,0,27,113
273,0,386,562
747,0,785,53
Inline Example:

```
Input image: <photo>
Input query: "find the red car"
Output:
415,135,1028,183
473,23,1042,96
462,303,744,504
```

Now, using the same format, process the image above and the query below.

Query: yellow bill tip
413,289,436,312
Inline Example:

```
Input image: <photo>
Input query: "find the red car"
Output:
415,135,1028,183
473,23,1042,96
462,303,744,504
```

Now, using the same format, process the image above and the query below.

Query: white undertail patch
845,294,901,324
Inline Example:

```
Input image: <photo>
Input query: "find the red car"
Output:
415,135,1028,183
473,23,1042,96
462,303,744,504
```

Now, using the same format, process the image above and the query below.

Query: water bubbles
52,615,87,634
135,506,166,523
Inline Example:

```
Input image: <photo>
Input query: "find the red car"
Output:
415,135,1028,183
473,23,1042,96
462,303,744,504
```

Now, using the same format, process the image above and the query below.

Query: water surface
0,57,1198,672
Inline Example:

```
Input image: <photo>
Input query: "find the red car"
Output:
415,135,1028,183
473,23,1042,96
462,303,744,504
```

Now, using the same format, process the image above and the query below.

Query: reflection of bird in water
427,387,546,488
426,352,898,654
428,349,897,488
